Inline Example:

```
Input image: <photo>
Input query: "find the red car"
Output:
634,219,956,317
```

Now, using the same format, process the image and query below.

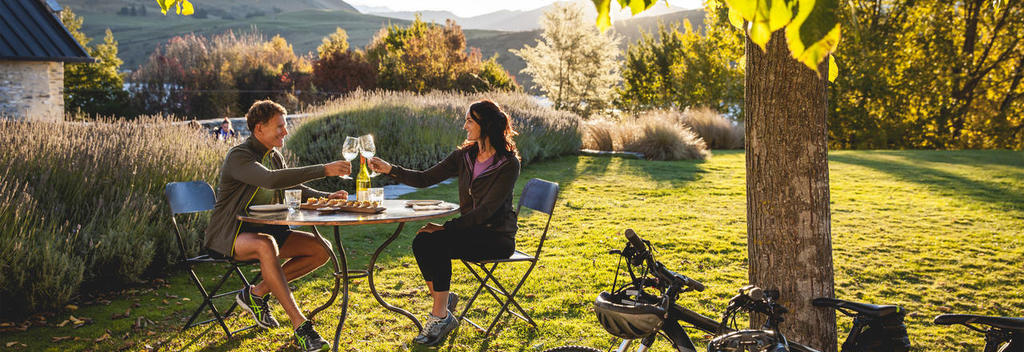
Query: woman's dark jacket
388,145,520,238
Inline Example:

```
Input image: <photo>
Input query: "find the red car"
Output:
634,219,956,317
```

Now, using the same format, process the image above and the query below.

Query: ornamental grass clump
582,119,616,151
0,118,228,317
619,116,710,161
287,90,582,191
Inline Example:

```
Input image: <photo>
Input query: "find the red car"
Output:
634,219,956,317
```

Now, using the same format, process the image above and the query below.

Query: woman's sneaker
235,285,280,328
447,293,459,314
294,321,330,351
412,313,458,346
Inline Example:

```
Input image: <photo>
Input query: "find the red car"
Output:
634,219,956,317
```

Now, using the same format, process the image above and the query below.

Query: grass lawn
1,150,1022,351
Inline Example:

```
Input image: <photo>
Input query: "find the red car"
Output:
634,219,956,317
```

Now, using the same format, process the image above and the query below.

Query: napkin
412,204,456,211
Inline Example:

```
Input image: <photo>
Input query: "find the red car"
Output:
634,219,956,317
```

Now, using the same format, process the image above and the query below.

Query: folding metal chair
457,178,559,335
165,181,260,337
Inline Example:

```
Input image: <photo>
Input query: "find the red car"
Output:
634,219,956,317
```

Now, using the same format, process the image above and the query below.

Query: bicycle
934,313,1024,351
543,229,909,352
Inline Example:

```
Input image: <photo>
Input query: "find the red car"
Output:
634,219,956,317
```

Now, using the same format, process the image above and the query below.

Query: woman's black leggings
412,226,515,292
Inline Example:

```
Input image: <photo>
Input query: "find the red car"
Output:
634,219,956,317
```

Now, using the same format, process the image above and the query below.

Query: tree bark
744,30,837,351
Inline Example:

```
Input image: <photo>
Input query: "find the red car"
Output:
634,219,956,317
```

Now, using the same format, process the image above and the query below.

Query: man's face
255,113,287,148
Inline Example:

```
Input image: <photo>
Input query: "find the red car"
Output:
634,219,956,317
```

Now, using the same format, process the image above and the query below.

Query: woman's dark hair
461,99,520,160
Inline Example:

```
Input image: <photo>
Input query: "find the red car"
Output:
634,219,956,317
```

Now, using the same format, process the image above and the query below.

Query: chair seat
934,314,1024,331
471,250,535,264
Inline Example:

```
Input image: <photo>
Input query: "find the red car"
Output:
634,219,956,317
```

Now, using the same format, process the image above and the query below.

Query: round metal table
237,199,459,350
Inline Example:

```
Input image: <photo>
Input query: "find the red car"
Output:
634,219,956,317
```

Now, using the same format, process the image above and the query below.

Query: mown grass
1,150,1021,351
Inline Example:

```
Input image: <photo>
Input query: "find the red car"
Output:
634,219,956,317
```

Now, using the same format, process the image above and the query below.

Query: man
204,100,349,351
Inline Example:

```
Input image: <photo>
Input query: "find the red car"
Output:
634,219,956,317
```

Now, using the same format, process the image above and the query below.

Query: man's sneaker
235,285,280,329
447,292,459,315
294,320,330,351
412,312,458,346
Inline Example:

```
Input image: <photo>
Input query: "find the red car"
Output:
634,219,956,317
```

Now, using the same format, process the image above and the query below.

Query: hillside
69,2,703,91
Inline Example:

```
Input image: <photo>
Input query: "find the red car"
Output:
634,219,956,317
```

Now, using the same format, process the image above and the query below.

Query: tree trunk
744,30,837,351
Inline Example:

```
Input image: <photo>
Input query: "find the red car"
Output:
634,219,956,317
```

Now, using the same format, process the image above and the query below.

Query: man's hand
417,223,444,234
328,190,349,199
324,160,352,177
368,157,392,175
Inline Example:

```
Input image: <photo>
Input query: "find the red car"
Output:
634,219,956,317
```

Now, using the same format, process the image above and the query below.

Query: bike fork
614,336,656,352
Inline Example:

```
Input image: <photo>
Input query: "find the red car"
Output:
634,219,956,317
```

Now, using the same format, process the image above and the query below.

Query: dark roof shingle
0,0,93,63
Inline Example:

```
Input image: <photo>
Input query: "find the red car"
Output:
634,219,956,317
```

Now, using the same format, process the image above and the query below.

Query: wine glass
359,134,380,177
340,136,360,179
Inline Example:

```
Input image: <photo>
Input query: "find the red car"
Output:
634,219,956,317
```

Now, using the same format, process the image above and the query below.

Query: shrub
0,119,227,317
618,116,710,161
286,91,580,191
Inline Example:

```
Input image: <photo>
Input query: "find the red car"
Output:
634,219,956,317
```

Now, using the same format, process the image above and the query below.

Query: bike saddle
934,314,1024,331
812,297,900,318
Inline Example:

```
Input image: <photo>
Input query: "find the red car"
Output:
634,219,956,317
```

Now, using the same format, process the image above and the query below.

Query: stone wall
0,60,64,121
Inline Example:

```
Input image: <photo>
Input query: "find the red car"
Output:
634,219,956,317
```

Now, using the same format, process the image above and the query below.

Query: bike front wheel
541,346,603,352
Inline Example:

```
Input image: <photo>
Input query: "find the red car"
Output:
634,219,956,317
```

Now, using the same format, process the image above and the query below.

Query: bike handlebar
623,229,705,292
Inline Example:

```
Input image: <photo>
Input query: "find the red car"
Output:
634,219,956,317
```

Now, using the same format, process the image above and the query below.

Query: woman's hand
368,157,392,175
328,190,349,199
417,222,444,234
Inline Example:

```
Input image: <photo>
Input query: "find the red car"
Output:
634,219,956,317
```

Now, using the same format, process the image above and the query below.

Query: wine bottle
356,156,371,202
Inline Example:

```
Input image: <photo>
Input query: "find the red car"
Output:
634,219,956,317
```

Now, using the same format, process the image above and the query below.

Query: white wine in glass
359,134,380,177
340,136,360,180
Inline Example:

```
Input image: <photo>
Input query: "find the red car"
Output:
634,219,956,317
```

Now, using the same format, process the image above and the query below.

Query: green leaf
593,0,613,32
827,54,837,82
785,0,839,71
728,7,746,30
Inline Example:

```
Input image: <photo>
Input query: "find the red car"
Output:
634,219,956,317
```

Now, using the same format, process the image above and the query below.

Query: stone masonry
0,60,64,121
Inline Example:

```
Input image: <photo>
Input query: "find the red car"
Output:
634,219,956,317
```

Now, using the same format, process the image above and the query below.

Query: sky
346,0,705,18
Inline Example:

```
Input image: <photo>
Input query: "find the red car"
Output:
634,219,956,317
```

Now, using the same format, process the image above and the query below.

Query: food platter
300,198,385,214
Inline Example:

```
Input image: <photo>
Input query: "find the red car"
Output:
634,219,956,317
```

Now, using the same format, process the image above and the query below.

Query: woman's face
464,110,481,141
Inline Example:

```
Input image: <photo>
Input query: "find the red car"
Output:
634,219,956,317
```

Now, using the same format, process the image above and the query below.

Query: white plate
406,200,442,207
249,204,289,212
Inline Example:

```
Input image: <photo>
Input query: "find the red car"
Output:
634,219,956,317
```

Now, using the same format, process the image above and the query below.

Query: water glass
284,189,302,209
369,188,385,203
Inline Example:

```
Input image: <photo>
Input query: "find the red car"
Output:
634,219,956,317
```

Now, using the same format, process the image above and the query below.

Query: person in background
204,100,349,351
368,99,521,347
213,117,237,141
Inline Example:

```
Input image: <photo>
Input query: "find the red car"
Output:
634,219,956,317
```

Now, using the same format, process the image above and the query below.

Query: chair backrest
517,178,559,259
166,181,216,215
165,181,216,259
517,178,559,215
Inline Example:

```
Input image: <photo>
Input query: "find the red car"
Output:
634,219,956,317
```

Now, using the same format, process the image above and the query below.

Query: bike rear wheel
541,346,603,352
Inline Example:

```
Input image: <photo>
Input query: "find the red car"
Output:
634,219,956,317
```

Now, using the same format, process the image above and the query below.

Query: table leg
366,222,424,332
304,226,348,352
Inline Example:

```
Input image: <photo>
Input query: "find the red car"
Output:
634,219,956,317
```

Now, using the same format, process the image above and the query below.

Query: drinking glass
340,136,360,179
369,187,385,204
284,189,302,209
359,134,380,177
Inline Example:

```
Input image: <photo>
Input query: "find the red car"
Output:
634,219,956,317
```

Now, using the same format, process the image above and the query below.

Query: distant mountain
367,0,696,32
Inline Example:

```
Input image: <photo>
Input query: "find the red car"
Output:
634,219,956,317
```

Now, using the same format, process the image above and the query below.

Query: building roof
0,0,93,63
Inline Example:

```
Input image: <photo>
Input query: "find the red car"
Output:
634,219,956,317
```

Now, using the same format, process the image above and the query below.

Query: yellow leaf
64,304,78,311
767,0,794,31
181,0,194,15
156,0,168,14
593,0,613,32
828,54,838,82
749,20,772,51
725,0,758,22
728,7,746,30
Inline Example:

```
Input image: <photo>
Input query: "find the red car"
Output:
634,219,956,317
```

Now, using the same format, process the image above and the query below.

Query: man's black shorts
239,222,293,246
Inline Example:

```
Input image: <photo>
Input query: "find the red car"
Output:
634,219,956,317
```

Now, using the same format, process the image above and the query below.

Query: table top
237,199,460,226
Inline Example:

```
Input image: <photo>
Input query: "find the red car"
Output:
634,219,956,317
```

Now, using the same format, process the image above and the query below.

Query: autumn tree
513,3,621,118
313,28,377,96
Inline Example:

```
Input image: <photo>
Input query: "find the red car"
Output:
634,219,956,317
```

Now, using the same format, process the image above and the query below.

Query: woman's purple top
472,154,494,180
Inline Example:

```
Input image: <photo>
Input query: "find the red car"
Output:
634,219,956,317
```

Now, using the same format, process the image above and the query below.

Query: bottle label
357,190,369,202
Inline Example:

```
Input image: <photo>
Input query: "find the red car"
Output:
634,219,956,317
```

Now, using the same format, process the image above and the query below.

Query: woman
368,99,520,346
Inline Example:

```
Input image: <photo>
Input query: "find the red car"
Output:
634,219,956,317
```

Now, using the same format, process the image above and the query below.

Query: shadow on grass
830,151,1024,213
